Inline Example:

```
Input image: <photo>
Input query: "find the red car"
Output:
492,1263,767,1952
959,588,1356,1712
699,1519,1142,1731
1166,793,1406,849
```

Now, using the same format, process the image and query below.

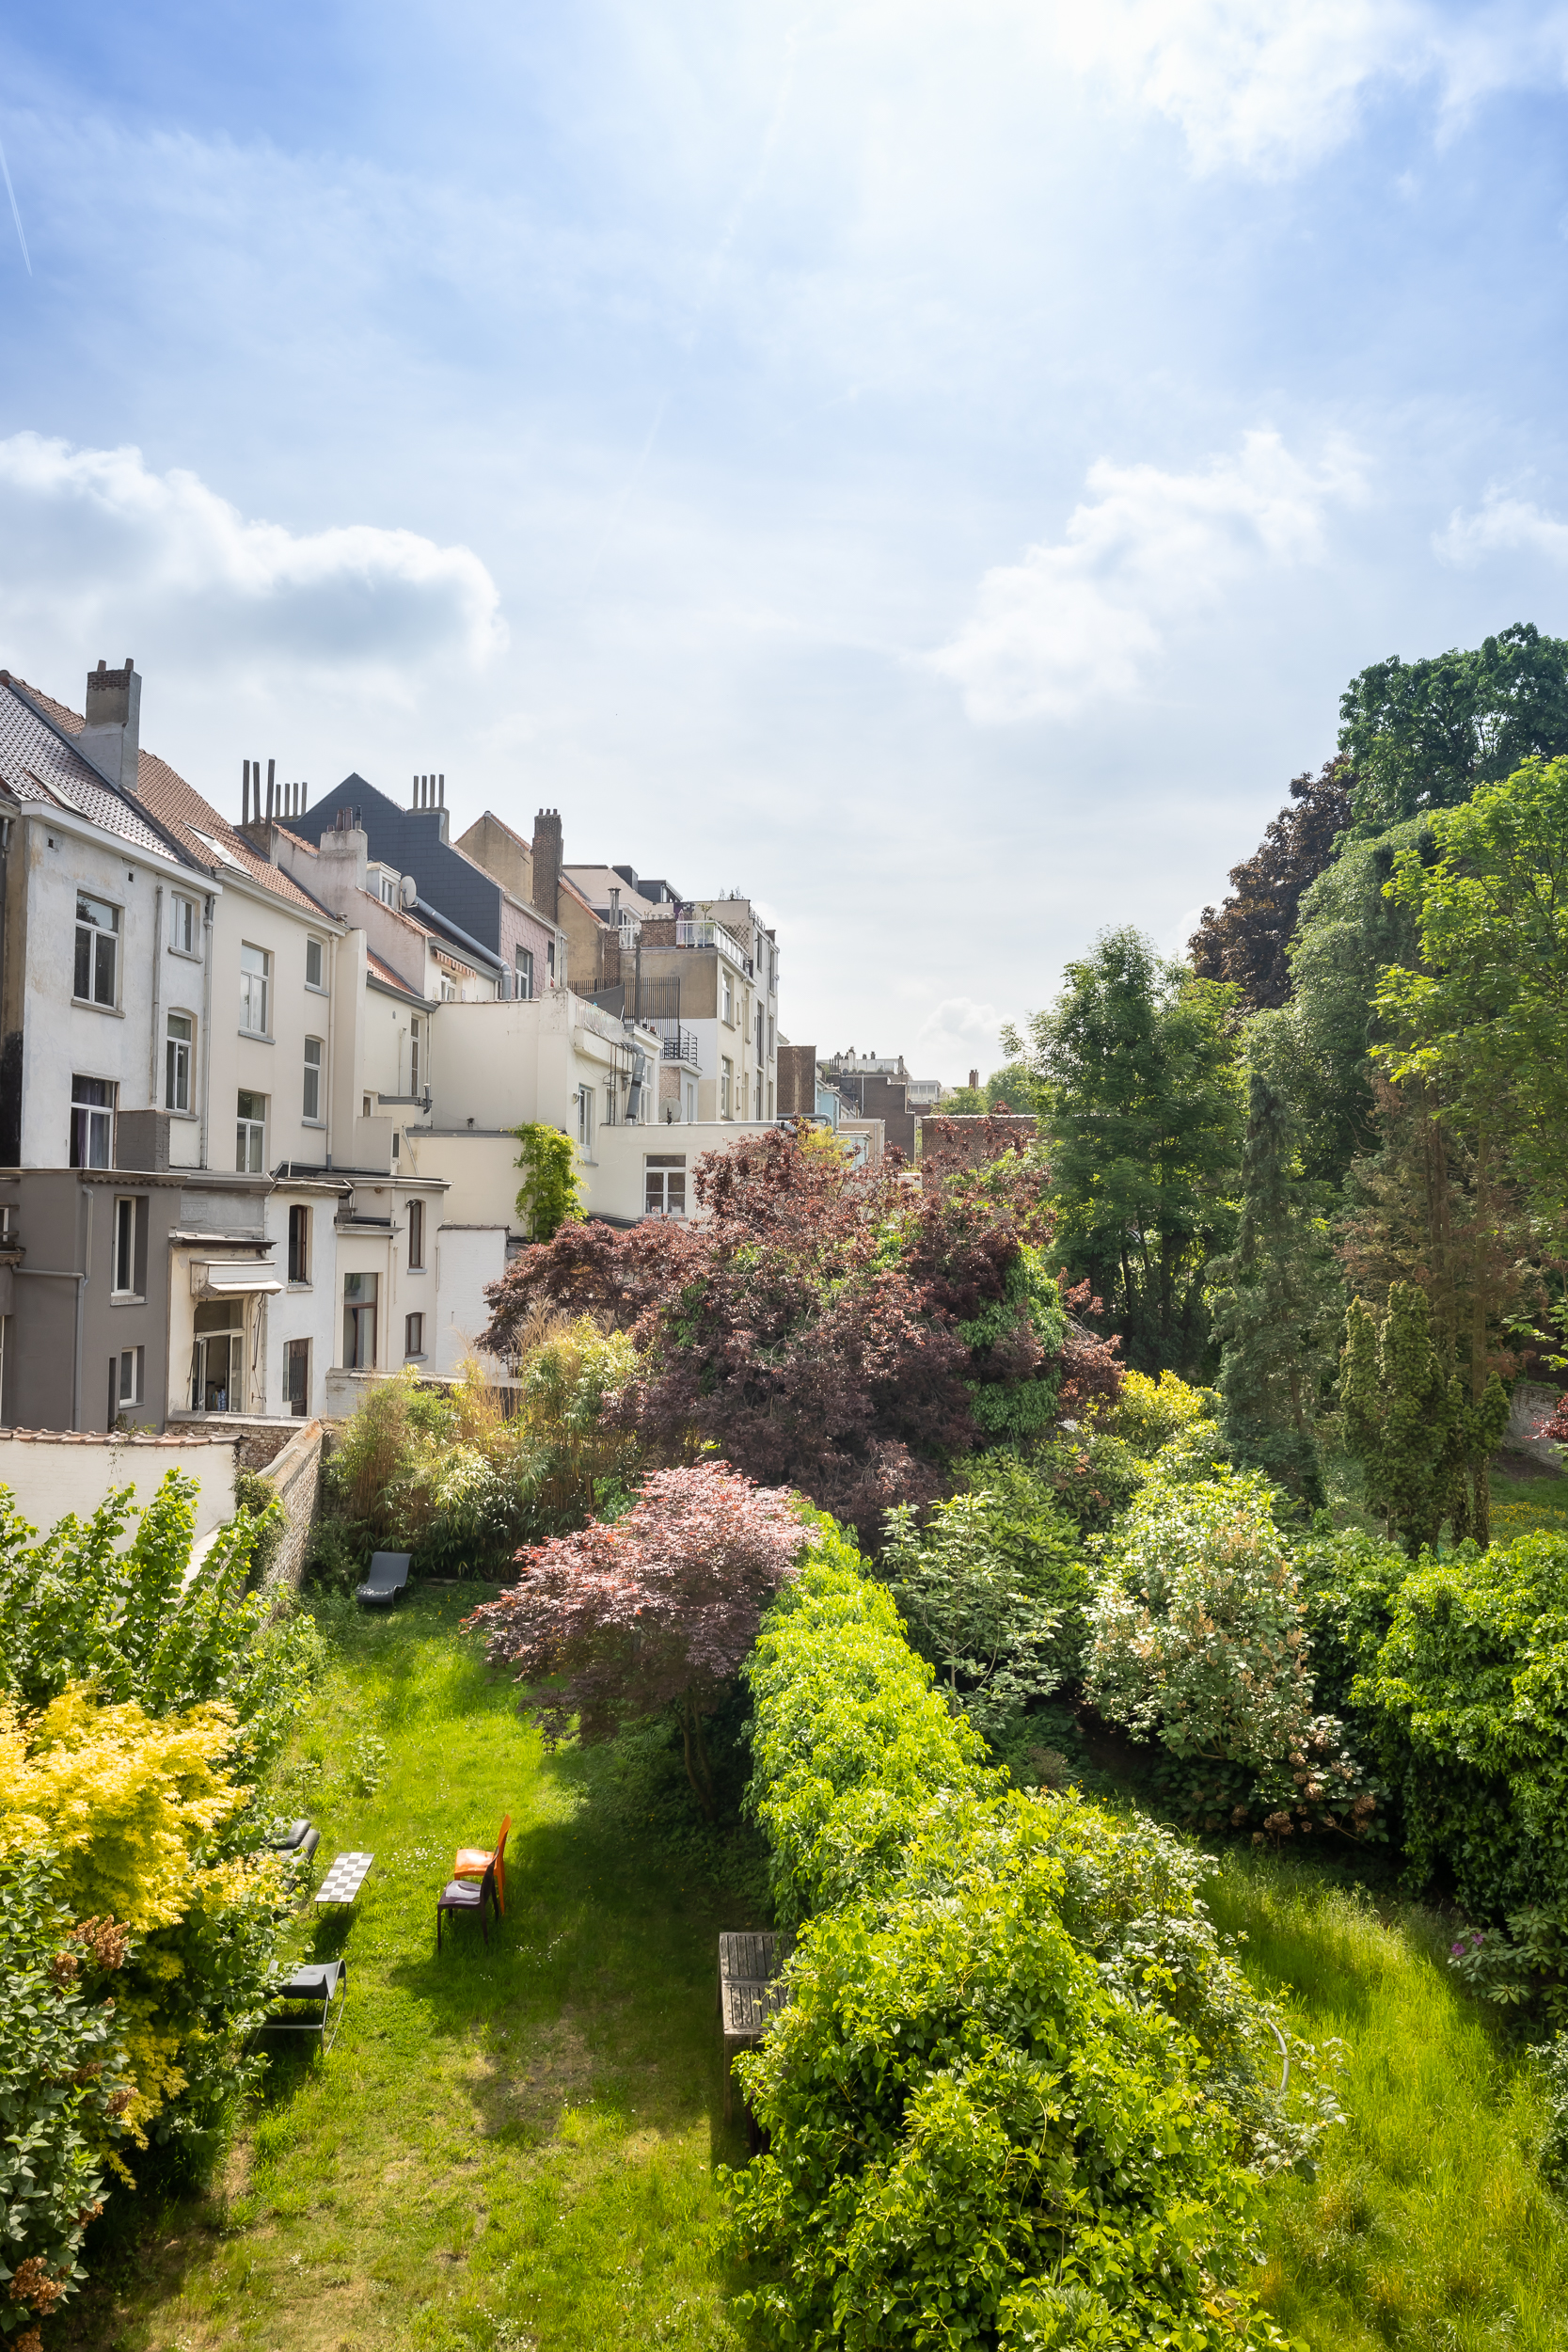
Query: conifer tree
1210,1073,1334,1506
1338,1281,1509,1552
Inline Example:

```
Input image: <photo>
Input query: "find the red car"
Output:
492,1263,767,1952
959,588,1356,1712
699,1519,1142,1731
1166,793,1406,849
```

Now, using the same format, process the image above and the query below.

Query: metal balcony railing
653,1018,699,1066
675,916,752,976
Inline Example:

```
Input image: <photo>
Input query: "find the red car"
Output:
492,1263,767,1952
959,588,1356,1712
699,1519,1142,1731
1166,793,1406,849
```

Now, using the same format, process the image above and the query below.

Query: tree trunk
679,1702,716,1820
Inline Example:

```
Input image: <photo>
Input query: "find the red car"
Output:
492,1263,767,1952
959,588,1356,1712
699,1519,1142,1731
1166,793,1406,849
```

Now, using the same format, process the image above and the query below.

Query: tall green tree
1338,1281,1508,1554
1338,622,1568,831
1007,928,1242,1376
1208,1072,1336,1506
1378,754,1568,1225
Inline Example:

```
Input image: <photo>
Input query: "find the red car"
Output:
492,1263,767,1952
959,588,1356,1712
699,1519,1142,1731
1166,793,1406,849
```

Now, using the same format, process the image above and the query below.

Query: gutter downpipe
198,893,215,1170
410,898,505,976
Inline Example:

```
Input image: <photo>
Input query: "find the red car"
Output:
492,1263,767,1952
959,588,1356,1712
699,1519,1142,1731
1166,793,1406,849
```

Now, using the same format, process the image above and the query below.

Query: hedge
725,1526,1338,2351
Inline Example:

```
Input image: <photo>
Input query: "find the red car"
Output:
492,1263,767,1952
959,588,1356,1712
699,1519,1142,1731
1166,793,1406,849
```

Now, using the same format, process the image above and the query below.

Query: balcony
653,1018,699,1066
675,916,752,976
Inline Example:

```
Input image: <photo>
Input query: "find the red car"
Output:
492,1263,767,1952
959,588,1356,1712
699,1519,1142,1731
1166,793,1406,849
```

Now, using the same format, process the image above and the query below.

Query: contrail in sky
0,128,31,277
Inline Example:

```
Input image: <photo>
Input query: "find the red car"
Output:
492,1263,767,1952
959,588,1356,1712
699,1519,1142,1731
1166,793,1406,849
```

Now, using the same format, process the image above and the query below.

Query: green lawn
62,1588,754,2352
1210,1854,1568,2350
60,1586,1568,2352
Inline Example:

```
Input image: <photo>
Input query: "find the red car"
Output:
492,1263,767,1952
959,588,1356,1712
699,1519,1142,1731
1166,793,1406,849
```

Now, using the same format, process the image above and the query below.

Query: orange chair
453,1817,508,1916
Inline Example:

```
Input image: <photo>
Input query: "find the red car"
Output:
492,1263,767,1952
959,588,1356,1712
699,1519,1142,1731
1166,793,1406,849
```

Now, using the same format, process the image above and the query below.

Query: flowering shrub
0,1861,129,2341
879,1490,1069,1740
726,1535,1339,2350
1086,1465,1378,1836
465,1464,812,1816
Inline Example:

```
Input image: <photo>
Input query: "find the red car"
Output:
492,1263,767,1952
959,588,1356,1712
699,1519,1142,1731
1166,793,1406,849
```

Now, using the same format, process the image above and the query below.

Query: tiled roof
9,675,335,922
366,948,428,1002
0,677,182,862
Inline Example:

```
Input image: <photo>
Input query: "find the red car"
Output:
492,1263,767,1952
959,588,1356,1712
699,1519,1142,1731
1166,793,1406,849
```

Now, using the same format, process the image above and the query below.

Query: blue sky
3,3,1568,1079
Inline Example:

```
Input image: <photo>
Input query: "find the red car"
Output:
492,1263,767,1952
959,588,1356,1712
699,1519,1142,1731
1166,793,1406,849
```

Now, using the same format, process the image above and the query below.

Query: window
288,1203,311,1284
684,1077,697,1123
547,938,556,980
410,1017,421,1099
343,1271,378,1370
577,1085,594,1151
305,937,325,990
380,873,398,907
721,1057,733,1118
361,1092,372,1119
112,1195,144,1296
303,1036,323,1122
73,893,119,1008
70,1075,115,1168
515,946,534,1001
171,894,199,956
755,1073,764,1120
284,1337,310,1417
404,1311,424,1359
604,1080,617,1129
239,942,269,1034
407,1198,425,1270
191,1300,243,1413
110,1345,143,1419
165,1011,194,1113
768,1015,775,1058
236,1089,266,1174
644,1156,687,1217
721,970,734,1025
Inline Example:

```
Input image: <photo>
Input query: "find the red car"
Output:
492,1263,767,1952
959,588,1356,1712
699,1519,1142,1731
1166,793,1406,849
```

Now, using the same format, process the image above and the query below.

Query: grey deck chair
356,1551,411,1608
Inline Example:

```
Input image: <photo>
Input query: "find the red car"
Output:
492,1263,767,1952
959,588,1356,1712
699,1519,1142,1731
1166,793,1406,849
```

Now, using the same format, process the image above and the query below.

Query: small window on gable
306,937,325,990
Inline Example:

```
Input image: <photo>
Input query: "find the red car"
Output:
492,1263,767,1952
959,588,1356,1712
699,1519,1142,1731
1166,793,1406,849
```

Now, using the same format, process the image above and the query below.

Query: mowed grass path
64,1589,752,2352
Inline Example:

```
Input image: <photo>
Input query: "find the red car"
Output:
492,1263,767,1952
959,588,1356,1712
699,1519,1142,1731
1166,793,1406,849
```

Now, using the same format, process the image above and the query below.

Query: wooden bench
719,1931,792,2124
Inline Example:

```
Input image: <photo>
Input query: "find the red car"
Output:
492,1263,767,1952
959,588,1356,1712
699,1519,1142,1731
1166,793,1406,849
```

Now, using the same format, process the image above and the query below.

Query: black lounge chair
356,1551,410,1608
263,1959,348,2053
270,1818,321,1864
436,1858,497,1951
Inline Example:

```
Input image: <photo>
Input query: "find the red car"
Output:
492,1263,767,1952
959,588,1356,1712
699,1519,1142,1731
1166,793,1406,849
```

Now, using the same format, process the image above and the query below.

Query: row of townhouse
0,658,791,1436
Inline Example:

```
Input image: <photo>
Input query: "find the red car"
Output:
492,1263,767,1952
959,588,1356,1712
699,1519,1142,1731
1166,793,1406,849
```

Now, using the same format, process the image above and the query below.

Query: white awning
191,1262,282,1297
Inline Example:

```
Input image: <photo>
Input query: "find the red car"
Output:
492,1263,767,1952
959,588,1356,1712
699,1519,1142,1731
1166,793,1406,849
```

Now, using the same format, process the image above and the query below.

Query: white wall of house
18,808,199,1170
205,871,346,1180
433,1225,508,1373
405,1117,777,1229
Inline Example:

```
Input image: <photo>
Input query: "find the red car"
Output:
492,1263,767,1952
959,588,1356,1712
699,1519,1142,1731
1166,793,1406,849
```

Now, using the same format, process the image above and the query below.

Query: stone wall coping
0,1427,240,1447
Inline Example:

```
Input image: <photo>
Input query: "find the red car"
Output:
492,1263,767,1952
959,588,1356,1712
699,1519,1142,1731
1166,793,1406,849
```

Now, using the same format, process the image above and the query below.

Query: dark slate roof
292,772,508,954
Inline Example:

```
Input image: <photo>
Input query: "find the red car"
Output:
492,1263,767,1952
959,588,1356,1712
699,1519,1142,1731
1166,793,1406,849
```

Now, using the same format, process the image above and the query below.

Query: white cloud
1436,488,1568,566
929,429,1362,725
915,994,1005,1079
0,433,505,677
1051,0,1568,178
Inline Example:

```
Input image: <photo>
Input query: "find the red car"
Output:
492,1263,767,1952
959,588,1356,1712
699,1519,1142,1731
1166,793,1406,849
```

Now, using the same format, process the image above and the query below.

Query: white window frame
404,1311,424,1359
577,1085,594,1152
236,1089,266,1174
73,893,119,1009
303,1036,324,1124
407,1197,425,1271
112,1195,141,1298
305,936,326,992
343,1272,378,1371
288,1202,311,1285
239,942,270,1036
721,1057,733,1118
70,1075,115,1169
721,970,734,1025
170,894,200,959
115,1344,144,1411
644,1156,687,1217
515,946,534,1001
410,1017,421,1099
166,1011,194,1114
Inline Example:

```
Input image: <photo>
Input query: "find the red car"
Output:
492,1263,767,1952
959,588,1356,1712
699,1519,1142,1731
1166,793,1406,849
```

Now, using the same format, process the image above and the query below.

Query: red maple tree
464,1463,811,1812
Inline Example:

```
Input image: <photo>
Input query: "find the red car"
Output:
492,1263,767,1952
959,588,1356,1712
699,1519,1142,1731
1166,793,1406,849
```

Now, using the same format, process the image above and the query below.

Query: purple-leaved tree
464,1464,813,1816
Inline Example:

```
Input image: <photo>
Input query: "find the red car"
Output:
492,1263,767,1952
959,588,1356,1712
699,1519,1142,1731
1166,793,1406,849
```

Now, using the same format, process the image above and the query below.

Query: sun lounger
356,1551,410,1608
270,1818,321,1864
264,1959,348,2053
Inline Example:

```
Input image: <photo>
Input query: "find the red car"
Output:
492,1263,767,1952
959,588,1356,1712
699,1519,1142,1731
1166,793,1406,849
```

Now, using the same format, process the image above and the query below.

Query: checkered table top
316,1851,374,1905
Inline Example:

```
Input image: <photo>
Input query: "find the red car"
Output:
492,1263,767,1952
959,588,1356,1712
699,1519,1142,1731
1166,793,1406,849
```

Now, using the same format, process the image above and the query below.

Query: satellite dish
400,874,418,909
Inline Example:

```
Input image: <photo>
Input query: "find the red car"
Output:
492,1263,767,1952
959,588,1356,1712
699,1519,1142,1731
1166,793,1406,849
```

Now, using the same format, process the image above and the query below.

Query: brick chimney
969,1068,979,1090
531,807,562,922
77,659,142,796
